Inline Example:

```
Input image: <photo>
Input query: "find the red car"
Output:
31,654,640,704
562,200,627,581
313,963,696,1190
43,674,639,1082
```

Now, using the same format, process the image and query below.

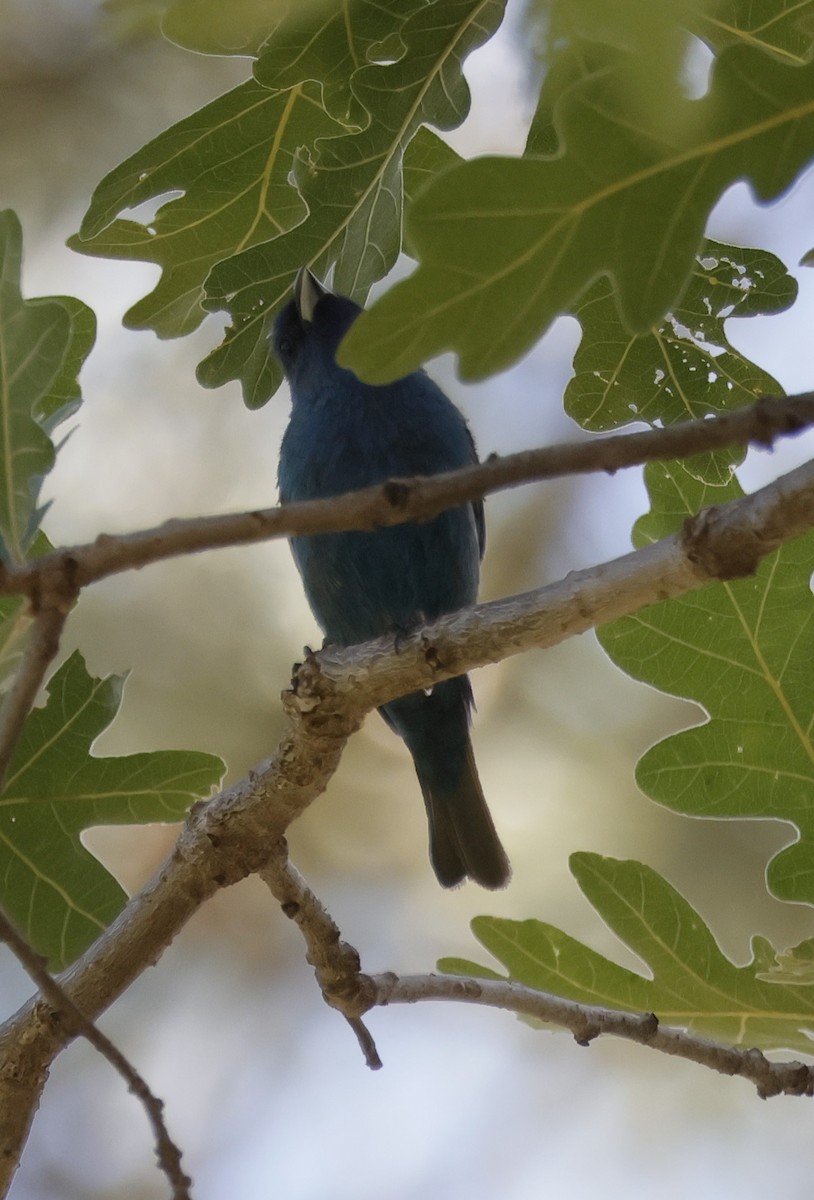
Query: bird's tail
381,677,510,889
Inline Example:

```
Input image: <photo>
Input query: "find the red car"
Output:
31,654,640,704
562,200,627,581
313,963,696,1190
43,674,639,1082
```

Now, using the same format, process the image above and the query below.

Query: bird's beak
293,268,327,324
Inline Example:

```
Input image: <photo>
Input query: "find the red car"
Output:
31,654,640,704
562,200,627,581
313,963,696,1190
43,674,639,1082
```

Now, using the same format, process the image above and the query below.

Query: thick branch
311,456,814,705
3,446,814,1175
0,394,811,597
3,454,814,1036
0,695,361,1186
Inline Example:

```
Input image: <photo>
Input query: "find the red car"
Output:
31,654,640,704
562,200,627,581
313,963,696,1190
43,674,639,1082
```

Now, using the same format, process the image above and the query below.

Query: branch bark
0,908,191,1199
261,845,382,1069
367,974,814,1099
0,393,810,597
2,446,814,1179
2,404,814,1186
259,851,814,1099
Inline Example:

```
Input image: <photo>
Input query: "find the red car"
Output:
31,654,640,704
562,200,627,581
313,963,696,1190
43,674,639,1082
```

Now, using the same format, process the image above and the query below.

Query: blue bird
273,268,510,889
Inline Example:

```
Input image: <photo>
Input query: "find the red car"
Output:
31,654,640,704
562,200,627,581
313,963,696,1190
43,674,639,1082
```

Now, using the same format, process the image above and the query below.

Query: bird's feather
273,271,509,889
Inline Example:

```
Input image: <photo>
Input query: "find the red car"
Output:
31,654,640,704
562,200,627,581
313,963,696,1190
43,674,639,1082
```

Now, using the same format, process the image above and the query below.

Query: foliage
566,241,796,485
602,462,814,908
0,212,94,565
77,0,507,406
4,0,814,1048
344,43,814,380
0,211,224,967
442,854,814,1053
0,652,223,969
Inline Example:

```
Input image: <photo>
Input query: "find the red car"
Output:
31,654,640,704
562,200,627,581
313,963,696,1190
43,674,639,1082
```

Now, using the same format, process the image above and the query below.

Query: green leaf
403,128,463,257
599,460,814,906
200,0,508,405
70,79,344,344
441,854,814,1052
162,0,288,55
524,1,814,167
75,0,506,406
0,652,224,969
0,211,96,564
535,0,697,143
253,0,424,129
523,2,814,162
758,936,814,984
524,40,610,157
628,458,732,549
540,0,694,58
37,295,97,430
403,127,463,205
342,46,814,383
694,0,814,63
565,239,796,484
0,596,33,694
0,533,53,695
101,0,168,38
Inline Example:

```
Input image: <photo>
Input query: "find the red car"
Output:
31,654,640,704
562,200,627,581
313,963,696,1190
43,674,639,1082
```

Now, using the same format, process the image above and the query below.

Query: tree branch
1,446,814,1027
2,450,814,1038
245,851,814,1100
366,974,814,1099
258,853,814,1099
0,908,191,1199
261,844,382,1069
0,698,361,1192
0,393,811,597
3,435,814,1182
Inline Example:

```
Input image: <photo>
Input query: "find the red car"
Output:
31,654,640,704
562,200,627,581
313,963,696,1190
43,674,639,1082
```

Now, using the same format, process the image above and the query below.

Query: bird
272,267,510,889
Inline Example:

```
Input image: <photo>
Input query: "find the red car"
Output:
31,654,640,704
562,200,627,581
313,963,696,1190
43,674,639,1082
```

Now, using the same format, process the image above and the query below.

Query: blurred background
3,1,814,1196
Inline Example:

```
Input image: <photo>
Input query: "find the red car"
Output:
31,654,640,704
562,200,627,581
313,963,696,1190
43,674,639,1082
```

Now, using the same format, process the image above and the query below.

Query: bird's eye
278,337,293,357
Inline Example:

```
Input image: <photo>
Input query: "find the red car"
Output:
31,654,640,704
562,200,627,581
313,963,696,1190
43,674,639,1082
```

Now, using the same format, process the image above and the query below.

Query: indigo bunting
273,268,510,889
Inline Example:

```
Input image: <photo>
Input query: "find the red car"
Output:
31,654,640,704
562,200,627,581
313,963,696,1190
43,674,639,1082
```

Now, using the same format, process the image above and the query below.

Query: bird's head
272,269,362,390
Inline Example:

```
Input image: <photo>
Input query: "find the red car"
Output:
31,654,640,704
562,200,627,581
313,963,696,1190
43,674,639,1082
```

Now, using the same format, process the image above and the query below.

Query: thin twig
248,853,814,1097
345,1017,383,1070
259,856,814,1097
261,846,382,1069
0,452,810,1050
4,449,814,1181
0,907,192,1199
2,452,814,1044
368,974,814,1099
0,393,811,598
0,607,68,790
